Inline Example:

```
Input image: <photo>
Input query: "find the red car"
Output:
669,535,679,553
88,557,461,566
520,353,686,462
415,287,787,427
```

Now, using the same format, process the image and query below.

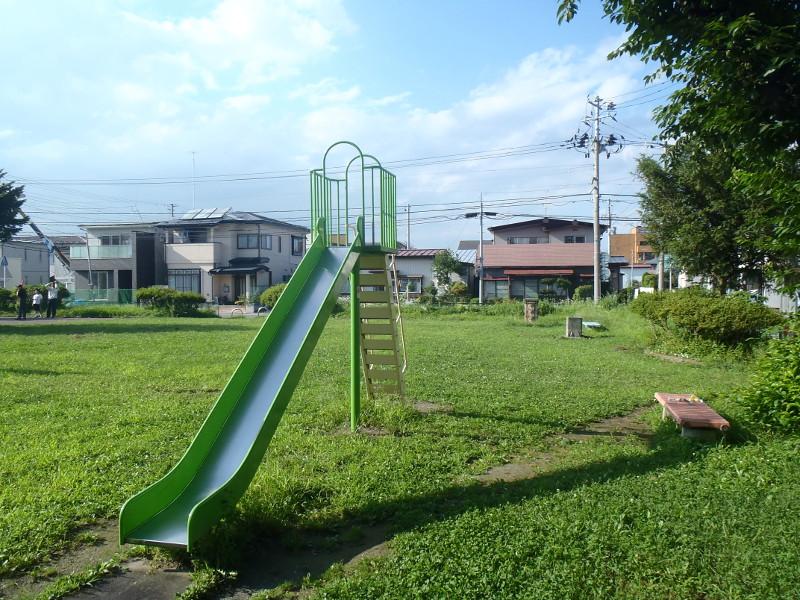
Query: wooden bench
654,392,730,440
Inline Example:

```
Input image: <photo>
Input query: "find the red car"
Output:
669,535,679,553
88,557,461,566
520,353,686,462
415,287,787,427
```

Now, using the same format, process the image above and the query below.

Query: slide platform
120,236,359,550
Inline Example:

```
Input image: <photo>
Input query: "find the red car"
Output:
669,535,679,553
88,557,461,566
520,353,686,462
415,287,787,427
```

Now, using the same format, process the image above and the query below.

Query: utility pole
191,151,197,210
464,193,497,305
406,204,411,249
571,96,621,303
168,203,176,218
590,96,602,304
479,194,484,304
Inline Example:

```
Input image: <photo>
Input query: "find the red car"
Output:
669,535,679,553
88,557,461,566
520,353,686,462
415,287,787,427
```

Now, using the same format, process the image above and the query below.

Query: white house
0,239,49,288
156,209,309,303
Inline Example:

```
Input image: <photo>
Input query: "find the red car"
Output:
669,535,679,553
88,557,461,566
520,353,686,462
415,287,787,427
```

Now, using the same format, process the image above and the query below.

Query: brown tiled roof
483,244,593,268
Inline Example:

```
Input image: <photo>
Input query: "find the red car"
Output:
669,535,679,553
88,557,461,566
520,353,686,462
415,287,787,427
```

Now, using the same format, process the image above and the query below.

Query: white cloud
368,92,411,107
0,129,15,139
114,82,154,104
290,78,361,105
126,0,355,86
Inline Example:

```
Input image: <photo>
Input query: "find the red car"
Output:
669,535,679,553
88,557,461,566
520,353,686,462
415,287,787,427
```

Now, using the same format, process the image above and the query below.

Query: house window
260,234,272,250
278,236,282,253
168,269,201,293
508,236,548,244
564,235,586,243
291,236,304,256
237,234,259,249
99,234,130,246
484,280,509,300
88,270,113,290
177,229,208,243
398,276,422,294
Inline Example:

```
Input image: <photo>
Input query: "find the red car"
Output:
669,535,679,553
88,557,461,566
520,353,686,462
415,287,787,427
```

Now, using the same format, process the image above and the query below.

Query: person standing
32,289,43,318
46,280,59,319
16,283,27,320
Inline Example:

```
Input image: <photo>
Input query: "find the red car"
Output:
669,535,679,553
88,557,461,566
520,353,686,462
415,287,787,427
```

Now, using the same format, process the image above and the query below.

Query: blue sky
0,0,671,248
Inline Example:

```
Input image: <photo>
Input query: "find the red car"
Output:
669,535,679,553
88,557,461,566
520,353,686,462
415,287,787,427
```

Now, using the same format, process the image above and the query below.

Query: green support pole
350,260,360,432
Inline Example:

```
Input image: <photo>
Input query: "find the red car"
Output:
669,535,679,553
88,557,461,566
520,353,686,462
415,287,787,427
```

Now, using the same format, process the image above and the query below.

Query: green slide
119,232,360,550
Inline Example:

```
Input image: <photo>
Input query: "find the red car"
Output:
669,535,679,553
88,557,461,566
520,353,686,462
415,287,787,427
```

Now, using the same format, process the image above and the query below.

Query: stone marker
524,299,539,322
566,316,582,338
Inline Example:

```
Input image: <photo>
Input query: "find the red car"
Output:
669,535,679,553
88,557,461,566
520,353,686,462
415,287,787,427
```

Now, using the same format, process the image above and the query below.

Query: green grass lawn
1,307,797,598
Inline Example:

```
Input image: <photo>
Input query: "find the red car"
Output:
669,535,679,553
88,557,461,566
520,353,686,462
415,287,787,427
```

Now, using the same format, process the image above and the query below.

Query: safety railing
388,254,408,375
67,288,135,304
310,141,397,250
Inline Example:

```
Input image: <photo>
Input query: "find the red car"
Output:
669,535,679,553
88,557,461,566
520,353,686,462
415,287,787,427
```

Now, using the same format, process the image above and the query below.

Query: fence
67,288,135,305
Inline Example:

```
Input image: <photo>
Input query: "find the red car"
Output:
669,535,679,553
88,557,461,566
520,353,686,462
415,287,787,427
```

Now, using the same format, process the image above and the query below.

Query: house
477,218,623,300
0,239,49,288
394,249,475,298
610,226,657,287
156,209,309,304
67,223,165,302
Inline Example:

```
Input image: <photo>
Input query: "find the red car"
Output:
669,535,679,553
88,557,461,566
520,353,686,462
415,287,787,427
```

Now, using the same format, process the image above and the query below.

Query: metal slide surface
120,239,358,550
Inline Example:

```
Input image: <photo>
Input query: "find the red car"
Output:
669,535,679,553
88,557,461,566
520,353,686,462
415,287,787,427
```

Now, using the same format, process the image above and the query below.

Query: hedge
135,287,206,316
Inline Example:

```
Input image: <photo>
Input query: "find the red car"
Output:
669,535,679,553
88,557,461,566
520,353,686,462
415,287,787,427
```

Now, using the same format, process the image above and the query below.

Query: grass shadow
194,432,703,586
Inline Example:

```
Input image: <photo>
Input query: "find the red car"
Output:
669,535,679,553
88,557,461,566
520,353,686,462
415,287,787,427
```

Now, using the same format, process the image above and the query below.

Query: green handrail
310,141,397,250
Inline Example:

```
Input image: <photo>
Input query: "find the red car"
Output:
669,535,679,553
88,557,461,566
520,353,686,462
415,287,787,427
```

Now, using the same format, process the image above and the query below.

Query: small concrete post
566,317,582,338
524,298,539,322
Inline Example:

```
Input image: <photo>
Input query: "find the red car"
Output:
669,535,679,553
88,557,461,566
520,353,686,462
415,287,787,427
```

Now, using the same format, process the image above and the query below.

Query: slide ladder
357,252,406,397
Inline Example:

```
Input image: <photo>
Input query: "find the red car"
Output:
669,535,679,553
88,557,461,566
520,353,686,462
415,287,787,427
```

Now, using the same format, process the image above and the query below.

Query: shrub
631,288,783,347
259,283,287,309
740,333,800,433
60,305,149,318
449,281,468,298
641,272,658,288
135,286,206,316
573,284,593,301
0,287,13,311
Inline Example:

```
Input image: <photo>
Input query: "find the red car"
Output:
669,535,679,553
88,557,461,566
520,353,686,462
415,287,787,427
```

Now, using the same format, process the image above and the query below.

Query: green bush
135,286,206,317
0,287,13,311
60,305,149,318
740,332,800,433
449,281,468,298
631,288,783,347
572,284,593,301
259,283,287,309
641,272,658,288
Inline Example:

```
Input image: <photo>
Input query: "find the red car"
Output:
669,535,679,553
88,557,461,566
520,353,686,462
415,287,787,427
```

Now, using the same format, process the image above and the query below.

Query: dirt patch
413,401,453,414
1,520,120,599
644,350,702,365
220,524,392,599
68,559,192,600
476,406,655,485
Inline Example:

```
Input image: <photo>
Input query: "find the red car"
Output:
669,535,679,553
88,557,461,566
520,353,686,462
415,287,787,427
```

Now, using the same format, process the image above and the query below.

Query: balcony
69,245,132,259
165,243,220,266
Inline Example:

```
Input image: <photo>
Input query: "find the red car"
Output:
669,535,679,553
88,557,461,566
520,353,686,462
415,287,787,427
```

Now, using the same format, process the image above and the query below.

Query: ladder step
367,368,399,382
372,384,400,395
359,273,388,286
359,254,387,269
362,338,396,350
361,306,392,319
364,353,399,365
361,323,394,335
359,291,391,303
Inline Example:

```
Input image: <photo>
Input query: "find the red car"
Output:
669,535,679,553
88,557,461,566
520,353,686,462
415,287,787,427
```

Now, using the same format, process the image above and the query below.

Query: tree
558,1,800,291
431,250,463,291
636,141,775,292
0,171,27,243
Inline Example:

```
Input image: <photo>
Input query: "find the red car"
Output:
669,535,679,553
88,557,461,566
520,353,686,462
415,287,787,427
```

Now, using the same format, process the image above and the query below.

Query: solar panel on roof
209,207,231,218
181,209,202,219
194,208,216,219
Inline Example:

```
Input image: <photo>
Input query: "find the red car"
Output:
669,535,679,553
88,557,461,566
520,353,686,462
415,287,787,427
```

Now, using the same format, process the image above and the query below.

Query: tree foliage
0,171,28,243
636,141,775,292
558,1,800,291
432,250,463,290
